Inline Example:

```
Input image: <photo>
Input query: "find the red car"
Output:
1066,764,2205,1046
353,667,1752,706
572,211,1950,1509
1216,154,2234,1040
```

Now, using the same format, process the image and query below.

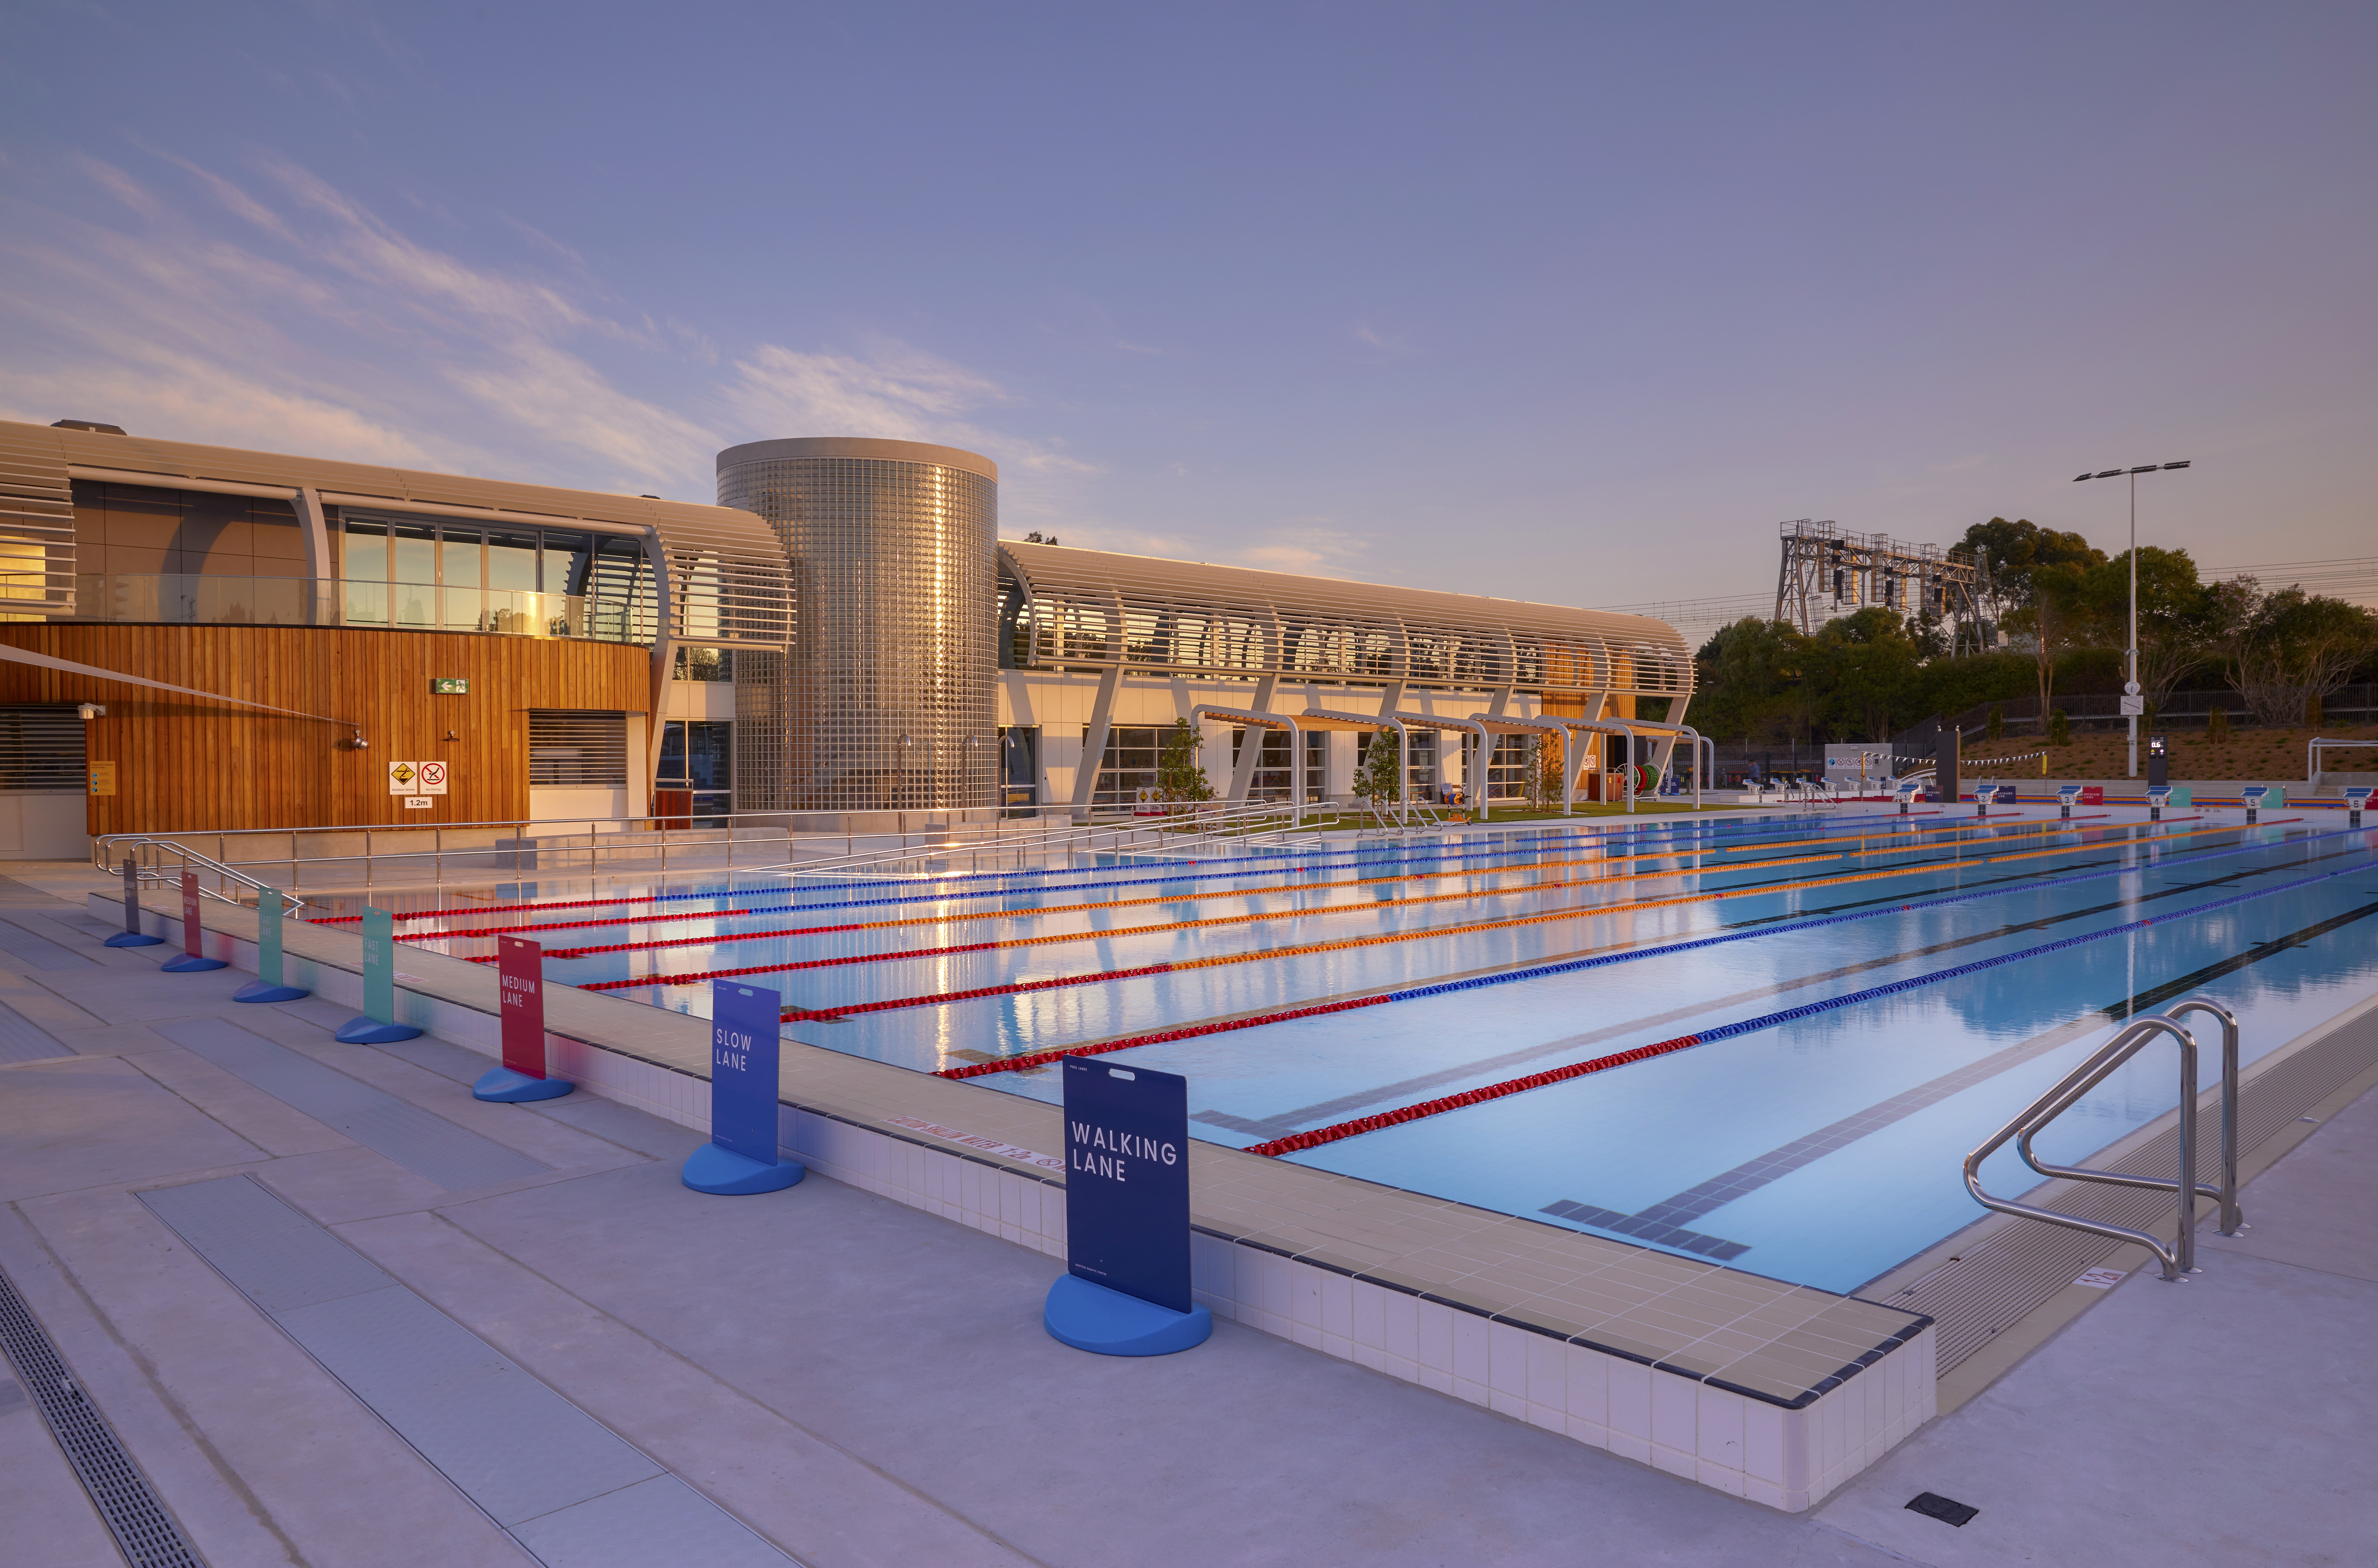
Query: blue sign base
472,1066,573,1102
334,1015,424,1044
233,980,309,1003
160,953,228,972
680,1141,805,1195
1043,1274,1213,1357
104,930,164,947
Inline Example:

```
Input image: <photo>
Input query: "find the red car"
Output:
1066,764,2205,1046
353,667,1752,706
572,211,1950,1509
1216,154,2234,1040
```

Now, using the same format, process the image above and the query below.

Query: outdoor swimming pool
381,808,2378,1295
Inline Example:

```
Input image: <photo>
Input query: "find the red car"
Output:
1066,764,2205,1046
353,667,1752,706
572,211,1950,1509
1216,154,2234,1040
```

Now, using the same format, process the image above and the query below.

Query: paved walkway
0,868,2370,1566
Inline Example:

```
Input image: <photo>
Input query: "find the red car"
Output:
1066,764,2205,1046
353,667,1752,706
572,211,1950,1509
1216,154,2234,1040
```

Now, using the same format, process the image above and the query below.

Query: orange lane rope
529,818,2093,963
579,819,2240,1003
401,813,2054,945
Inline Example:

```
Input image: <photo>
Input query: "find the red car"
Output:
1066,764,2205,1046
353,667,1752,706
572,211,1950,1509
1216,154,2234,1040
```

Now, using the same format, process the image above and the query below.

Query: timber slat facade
0,624,646,835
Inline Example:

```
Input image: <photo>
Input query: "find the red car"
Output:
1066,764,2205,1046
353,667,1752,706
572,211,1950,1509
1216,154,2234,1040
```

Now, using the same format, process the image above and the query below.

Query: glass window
486,531,538,592
440,527,482,587
341,521,389,625
390,525,436,625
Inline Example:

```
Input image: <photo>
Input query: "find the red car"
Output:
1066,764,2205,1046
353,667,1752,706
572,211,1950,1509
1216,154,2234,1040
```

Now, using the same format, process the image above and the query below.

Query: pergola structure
1000,541,1695,820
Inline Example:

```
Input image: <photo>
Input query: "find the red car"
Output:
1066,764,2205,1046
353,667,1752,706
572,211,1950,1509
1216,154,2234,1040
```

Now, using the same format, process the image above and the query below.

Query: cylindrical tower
717,437,997,813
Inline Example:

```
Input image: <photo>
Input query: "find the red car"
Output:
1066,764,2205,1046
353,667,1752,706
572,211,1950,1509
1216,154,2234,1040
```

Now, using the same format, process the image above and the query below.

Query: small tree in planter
1353,732,1405,825
1155,719,1215,814
2048,709,2071,746
2207,707,2231,744
1522,733,1567,814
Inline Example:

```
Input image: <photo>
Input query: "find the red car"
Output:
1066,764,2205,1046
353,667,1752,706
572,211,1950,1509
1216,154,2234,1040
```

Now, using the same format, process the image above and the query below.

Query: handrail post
2168,997,2245,1235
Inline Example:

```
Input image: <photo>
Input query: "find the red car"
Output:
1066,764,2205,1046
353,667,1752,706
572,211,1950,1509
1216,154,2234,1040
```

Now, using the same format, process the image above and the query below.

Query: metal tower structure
1774,519,1995,655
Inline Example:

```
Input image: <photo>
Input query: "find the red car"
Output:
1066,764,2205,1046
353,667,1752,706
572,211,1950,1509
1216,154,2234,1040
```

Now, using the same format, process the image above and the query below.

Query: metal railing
93,804,1191,894
754,800,1305,879
111,839,314,917
1964,997,2242,1282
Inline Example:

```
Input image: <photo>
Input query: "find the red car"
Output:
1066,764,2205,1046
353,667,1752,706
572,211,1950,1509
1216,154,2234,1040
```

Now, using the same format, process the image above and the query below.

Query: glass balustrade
69,575,649,642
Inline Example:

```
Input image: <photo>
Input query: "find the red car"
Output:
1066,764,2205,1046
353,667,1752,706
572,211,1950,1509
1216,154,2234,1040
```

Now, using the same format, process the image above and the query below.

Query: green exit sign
431,677,469,695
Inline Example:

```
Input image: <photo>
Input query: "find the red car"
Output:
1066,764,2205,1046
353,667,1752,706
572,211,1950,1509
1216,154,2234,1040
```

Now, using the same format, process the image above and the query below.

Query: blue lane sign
711,980,781,1163
1063,1057,1191,1313
681,979,804,1195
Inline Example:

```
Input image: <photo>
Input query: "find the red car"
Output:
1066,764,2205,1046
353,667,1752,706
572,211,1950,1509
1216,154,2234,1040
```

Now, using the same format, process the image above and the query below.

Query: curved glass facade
719,445,996,811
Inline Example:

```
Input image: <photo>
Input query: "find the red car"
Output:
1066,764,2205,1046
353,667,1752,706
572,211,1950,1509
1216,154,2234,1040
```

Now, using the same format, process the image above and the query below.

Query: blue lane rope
1382,824,2371,1005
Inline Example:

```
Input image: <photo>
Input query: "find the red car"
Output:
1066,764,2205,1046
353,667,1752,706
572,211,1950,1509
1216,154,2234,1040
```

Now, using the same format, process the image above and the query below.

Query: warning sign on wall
388,761,418,794
416,760,449,795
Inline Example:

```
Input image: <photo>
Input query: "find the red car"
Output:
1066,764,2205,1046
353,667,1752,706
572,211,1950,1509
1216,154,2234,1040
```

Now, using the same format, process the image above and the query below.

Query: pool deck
6,848,2376,1563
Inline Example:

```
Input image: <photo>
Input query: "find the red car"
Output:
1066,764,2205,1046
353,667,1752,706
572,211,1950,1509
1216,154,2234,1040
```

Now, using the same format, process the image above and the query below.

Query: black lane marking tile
1537,895,2378,1251
1215,845,2363,1139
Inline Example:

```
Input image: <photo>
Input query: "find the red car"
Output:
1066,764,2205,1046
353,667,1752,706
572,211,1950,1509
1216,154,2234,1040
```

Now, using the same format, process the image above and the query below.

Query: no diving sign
387,760,450,797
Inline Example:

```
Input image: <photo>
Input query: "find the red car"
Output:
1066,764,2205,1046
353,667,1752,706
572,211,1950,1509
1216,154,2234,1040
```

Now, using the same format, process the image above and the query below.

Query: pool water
399,810,2378,1294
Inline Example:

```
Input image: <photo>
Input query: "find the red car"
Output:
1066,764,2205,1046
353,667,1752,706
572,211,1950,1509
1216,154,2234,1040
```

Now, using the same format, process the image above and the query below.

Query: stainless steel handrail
113,837,313,917
1964,998,2243,1282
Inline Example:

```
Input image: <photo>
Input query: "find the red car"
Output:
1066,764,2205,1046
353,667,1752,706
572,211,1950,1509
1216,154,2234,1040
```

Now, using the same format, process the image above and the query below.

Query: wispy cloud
0,149,1099,509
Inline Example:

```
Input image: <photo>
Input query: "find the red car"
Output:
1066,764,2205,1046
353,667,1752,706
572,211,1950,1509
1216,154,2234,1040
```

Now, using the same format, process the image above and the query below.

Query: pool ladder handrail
1963,997,2243,1282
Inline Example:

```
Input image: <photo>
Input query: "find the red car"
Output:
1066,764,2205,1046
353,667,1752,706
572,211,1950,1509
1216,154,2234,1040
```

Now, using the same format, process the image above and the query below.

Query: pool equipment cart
1047,1058,1212,1356
1965,997,2242,1282
103,855,163,946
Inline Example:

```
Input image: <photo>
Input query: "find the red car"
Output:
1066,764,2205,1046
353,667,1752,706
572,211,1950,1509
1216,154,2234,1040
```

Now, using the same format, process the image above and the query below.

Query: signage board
361,906,397,1020
387,760,418,794
416,760,449,795
88,760,116,796
1062,1058,1191,1313
498,936,546,1079
2120,695,2145,716
258,887,287,986
181,870,202,957
710,980,783,1164
432,677,469,695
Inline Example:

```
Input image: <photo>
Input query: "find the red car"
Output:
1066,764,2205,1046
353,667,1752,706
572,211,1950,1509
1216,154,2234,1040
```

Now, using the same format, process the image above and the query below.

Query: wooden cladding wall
0,625,648,835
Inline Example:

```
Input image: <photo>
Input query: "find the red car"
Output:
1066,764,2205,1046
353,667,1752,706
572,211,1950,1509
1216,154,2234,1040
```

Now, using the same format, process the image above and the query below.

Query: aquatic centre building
0,423,1691,852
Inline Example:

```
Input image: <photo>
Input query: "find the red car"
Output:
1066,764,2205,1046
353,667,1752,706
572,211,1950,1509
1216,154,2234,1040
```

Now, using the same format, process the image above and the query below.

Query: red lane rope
935,995,1397,1079
1242,1035,1706,1155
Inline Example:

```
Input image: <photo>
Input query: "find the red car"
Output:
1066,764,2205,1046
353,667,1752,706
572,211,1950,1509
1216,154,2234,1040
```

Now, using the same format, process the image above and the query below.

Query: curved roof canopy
5,420,792,647
998,541,1691,697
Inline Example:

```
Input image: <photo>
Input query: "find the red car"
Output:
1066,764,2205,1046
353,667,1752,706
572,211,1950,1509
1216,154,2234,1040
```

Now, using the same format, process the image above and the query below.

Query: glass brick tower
717,437,998,812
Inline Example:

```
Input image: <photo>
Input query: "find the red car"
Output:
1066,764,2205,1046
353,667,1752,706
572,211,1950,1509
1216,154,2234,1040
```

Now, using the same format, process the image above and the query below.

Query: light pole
2072,459,2191,777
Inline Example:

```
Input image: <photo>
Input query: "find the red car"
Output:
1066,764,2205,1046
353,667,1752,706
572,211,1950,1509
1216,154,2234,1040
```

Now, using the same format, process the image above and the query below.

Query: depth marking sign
1062,1058,1191,1313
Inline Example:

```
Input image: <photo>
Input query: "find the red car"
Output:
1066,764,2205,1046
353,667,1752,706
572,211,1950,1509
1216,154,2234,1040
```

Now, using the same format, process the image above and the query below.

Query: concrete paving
0,864,2370,1565
1814,1086,2378,1566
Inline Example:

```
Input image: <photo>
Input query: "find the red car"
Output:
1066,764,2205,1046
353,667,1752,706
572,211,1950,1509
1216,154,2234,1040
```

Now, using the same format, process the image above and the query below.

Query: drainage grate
0,1262,205,1568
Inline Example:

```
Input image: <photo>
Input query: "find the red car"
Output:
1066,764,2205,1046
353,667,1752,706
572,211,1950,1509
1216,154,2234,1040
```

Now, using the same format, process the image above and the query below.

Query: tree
1691,618,1809,743
2074,546,2215,716
1802,607,1921,741
2220,583,2378,727
1155,719,1215,804
1352,730,1404,819
1957,517,2104,626
1521,732,1566,812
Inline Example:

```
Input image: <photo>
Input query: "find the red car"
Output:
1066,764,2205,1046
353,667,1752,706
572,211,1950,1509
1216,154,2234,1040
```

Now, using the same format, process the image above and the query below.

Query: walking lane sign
473,936,572,1102
681,979,804,1194
1044,1058,1211,1355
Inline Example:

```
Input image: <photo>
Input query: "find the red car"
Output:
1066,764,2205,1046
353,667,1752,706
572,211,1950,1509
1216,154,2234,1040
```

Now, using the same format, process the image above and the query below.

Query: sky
3,2,2373,629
